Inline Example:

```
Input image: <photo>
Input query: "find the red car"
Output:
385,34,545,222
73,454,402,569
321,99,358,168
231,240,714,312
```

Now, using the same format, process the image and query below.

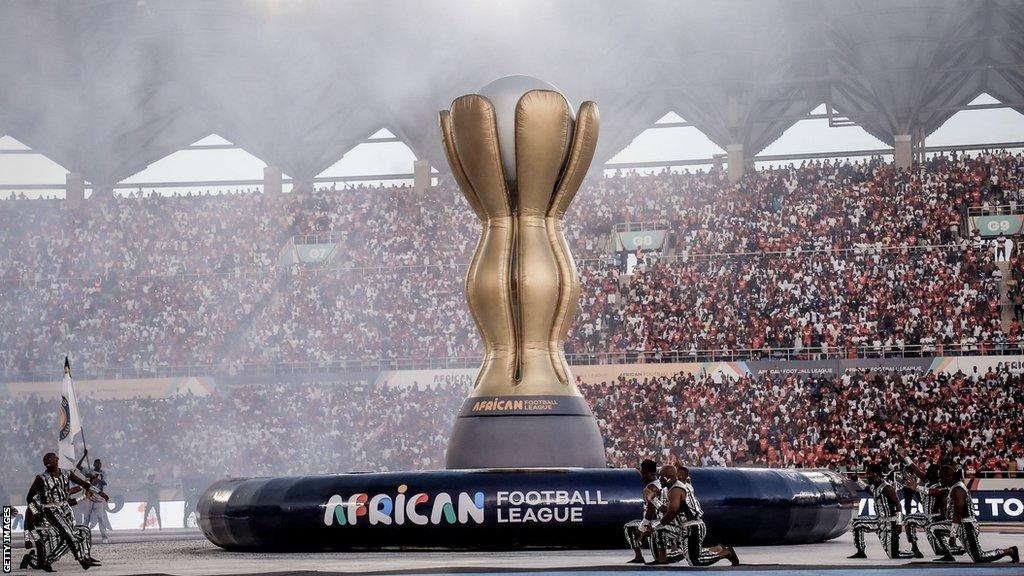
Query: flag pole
64,357,91,477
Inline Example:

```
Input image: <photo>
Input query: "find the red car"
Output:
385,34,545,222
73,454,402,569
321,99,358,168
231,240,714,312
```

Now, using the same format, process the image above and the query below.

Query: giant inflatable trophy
196,77,857,552
440,76,606,469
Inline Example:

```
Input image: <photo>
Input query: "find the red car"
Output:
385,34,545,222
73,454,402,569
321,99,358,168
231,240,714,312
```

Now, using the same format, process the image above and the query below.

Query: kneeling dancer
926,465,1018,564
850,463,917,559
20,453,106,572
648,465,738,567
624,459,662,563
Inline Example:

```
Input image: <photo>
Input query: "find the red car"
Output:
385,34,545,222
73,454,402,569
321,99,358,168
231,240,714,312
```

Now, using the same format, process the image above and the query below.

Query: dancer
80,459,111,544
648,465,739,566
849,463,918,559
141,474,162,530
181,476,204,528
897,450,962,559
897,451,935,556
925,465,1019,563
623,459,661,563
19,453,106,572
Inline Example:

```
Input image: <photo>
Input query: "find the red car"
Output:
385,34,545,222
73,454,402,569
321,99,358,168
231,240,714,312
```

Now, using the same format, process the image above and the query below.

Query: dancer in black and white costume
624,459,661,563
849,463,918,559
20,453,107,572
896,450,964,559
648,465,738,566
925,465,1019,564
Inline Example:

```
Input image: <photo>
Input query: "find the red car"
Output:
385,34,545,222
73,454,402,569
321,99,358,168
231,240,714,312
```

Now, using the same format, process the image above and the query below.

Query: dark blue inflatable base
199,467,857,551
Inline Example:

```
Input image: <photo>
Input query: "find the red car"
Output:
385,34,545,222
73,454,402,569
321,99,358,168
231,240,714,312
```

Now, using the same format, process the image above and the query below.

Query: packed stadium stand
2,152,1022,376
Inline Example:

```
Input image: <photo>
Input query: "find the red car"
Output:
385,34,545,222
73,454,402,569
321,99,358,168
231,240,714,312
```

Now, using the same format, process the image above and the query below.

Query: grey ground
9,529,1023,575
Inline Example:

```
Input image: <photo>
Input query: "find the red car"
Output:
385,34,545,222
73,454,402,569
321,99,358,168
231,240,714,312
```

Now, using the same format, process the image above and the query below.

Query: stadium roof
1,0,1023,188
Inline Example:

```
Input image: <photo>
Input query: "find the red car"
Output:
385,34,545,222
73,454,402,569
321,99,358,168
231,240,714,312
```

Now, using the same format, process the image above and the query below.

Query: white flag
58,357,86,470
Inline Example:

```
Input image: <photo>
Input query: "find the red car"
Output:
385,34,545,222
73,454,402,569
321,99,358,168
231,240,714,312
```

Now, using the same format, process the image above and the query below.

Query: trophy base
445,395,607,469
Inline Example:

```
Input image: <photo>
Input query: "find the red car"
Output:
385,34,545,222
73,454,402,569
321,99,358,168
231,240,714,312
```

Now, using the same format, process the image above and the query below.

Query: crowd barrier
7,500,199,533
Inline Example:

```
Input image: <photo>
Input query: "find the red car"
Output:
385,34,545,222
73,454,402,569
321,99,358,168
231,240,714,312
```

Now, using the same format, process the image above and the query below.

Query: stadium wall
0,375,222,400
376,354,1024,389
0,371,378,399
5,354,1022,398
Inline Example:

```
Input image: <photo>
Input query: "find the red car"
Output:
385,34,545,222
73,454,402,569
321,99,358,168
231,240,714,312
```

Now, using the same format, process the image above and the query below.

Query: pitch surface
10,530,1022,575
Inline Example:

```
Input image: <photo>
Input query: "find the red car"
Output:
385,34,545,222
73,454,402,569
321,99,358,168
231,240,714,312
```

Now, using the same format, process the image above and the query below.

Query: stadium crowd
2,364,1021,503
578,246,1004,360
3,151,1023,376
592,365,1023,473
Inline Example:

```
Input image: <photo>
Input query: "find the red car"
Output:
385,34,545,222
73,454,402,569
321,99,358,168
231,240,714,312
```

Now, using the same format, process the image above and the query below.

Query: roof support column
66,172,84,208
89,183,113,201
727,144,745,184
292,178,313,195
894,134,912,169
915,128,926,166
264,166,282,196
413,159,430,194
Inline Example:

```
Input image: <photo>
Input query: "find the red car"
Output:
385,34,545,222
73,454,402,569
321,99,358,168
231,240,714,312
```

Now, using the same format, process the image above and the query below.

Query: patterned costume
650,480,728,566
904,479,964,557
851,480,916,559
903,478,935,555
926,481,1005,563
623,480,661,550
22,470,94,570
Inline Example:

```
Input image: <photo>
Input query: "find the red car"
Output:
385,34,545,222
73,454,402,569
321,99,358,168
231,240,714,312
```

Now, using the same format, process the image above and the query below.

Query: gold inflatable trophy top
440,76,606,469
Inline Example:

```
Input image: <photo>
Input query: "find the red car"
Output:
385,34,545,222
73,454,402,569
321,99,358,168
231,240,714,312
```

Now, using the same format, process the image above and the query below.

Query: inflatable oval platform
199,467,857,551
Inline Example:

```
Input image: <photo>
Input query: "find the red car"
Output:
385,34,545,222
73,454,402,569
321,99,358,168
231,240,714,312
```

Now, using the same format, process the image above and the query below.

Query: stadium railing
968,204,1024,217
611,221,669,233
293,232,343,245
576,241,977,268
843,468,1023,480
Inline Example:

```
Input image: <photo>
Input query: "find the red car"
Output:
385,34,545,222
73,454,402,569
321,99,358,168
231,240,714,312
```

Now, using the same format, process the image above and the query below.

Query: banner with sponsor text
857,491,1024,522
614,230,668,252
295,243,336,263
971,215,1024,238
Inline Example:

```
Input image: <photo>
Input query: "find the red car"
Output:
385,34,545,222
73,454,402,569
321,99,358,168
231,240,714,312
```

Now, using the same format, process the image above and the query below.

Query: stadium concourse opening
3,0,1024,573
